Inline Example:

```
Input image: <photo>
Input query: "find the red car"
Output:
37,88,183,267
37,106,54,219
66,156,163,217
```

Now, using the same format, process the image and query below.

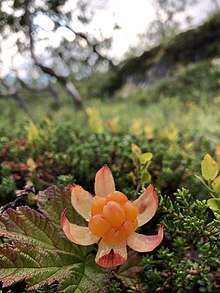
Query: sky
0,0,218,78
95,0,216,60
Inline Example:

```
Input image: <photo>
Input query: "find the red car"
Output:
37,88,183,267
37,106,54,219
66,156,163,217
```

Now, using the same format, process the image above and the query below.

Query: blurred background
0,0,220,121
0,0,220,197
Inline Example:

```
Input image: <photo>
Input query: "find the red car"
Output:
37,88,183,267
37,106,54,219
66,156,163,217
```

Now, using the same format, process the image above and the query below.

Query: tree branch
66,24,114,67
24,0,83,109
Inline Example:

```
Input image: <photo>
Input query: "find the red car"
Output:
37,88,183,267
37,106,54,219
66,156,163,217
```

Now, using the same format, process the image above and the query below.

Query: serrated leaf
211,176,220,194
201,154,218,181
37,185,85,226
0,206,73,249
0,186,107,292
60,255,108,293
207,198,220,212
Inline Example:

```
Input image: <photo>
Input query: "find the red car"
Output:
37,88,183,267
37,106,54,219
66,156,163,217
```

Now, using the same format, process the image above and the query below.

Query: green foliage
212,176,220,193
0,165,16,204
0,186,107,292
58,175,75,186
139,188,220,292
85,107,105,133
145,61,220,104
207,198,220,212
27,122,41,145
0,117,214,201
201,154,218,181
1,36,220,292
198,153,220,212
107,280,122,293
130,144,153,197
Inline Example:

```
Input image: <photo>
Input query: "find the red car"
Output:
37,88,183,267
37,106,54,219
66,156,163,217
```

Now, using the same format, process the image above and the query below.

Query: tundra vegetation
0,2,220,293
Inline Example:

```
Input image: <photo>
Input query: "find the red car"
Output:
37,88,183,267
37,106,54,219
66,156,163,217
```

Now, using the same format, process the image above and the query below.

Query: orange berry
106,191,128,205
124,201,138,221
102,201,126,228
119,220,136,239
88,214,111,237
103,228,122,246
91,196,107,216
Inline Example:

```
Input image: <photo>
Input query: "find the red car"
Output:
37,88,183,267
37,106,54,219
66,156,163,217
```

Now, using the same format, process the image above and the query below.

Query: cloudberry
88,191,138,245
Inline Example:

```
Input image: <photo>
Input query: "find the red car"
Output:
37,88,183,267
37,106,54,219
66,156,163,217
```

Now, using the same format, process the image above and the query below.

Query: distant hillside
102,12,220,95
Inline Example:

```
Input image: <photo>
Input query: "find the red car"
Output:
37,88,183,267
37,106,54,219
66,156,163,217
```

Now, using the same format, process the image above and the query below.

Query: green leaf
207,198,220,212
0,186,107,292
131,143,142,169
140,170,151,185
201,154,218,181
139,152,153,166
131,143,142,157
37,185,85,226
211,176,220,194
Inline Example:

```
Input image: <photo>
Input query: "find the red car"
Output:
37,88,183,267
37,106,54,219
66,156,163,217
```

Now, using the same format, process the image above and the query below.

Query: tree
0,0,113,112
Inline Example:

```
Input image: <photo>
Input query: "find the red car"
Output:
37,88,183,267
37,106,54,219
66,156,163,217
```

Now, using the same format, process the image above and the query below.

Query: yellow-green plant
130,144,153,197
86,107,104,133
27,122,40,144
198,154,220,212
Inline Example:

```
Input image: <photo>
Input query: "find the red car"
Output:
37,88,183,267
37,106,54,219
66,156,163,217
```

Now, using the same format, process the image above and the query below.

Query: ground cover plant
0,58,220,292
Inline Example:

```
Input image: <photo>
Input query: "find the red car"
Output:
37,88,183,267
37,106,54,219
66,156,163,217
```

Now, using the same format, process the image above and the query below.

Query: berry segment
124,201,138,220
88,214,111,237
102,201,126,228
91,196,107,216
106,191,128,204
88,191,138,245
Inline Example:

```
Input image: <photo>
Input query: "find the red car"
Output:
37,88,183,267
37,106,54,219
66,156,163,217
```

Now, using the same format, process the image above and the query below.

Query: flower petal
95,239,127,268
71,184,93,221
61,211,99,245
127,225,163,252
133,184,158,227
95,165,115,198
